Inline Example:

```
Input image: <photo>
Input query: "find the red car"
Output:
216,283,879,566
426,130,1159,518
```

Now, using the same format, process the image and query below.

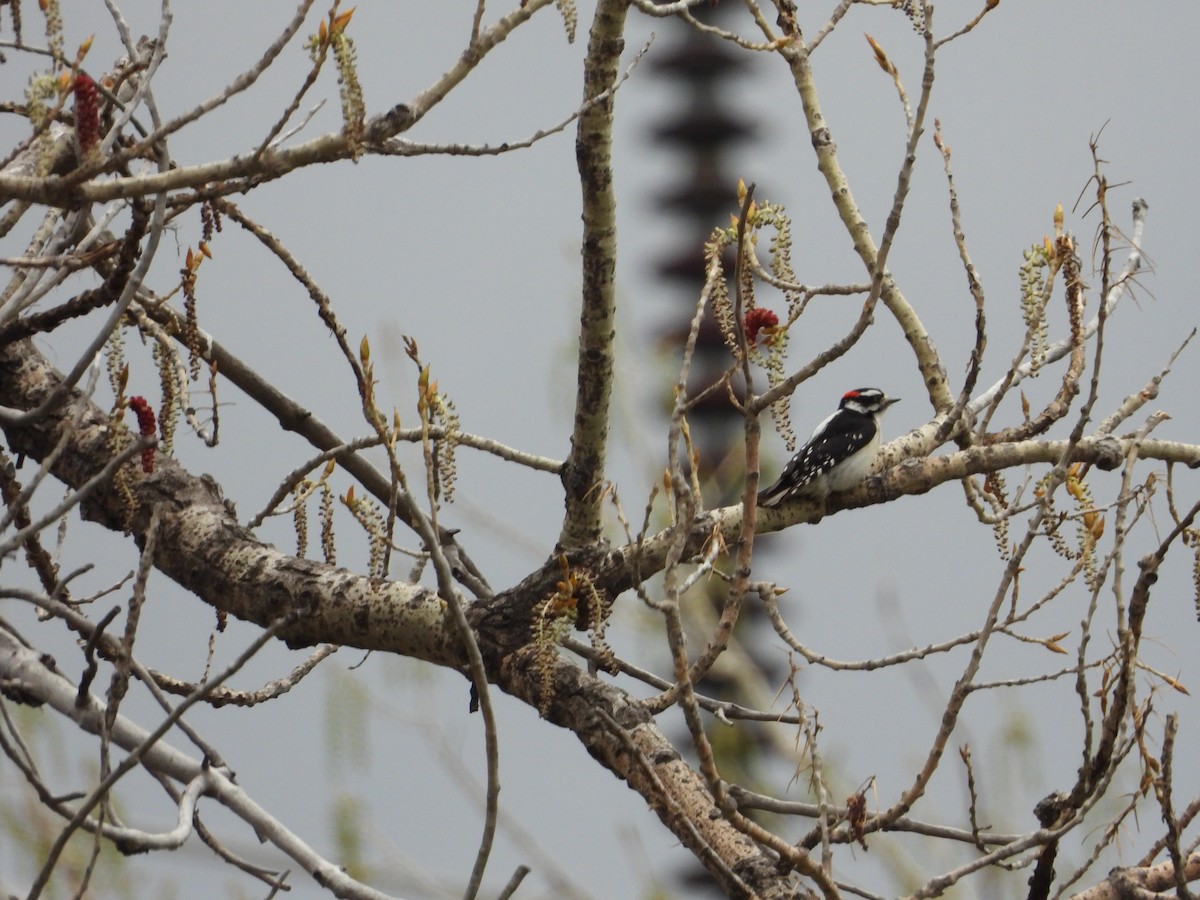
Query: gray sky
3,2,1200,898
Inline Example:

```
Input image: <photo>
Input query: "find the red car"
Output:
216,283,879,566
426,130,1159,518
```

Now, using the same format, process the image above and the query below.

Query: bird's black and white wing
757,412,877,507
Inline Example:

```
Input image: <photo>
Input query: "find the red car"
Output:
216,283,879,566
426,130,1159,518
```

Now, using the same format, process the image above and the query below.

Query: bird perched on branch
757,387,899,507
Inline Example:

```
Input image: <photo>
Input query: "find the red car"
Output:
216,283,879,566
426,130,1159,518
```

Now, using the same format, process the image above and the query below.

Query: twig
0,625,393,899
757,7,951,414
731,785,1025,845
959,745,987,852
143,645,338,706
1157,714,1195,900
0,435,152,559
970,199,1148,419
932,119,988,443
594,707,755,897
251,0,325,156
934,1,1002,49
26,616,294,900
0,170,168,427
495,866,531,900
563,636,803,723
377,37,653,160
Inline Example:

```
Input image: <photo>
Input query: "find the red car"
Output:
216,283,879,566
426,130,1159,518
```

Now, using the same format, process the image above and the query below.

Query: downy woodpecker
757,388,899,507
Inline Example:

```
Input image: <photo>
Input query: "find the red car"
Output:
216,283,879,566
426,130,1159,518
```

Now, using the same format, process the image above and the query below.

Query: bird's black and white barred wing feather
756,409,877,507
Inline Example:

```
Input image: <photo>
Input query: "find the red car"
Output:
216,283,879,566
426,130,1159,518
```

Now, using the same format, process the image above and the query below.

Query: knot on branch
364,103,412,143
1088,436,1124,471
468,544,619,663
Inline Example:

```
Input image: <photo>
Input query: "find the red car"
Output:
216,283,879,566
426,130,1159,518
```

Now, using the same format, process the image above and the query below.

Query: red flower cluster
128,396,157,473
744,307,780,344
73,73,100,156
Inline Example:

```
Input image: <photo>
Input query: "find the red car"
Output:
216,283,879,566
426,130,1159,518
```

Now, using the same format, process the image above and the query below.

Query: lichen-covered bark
5,333,1198,899
559,0,630,550
0,339,458,665
0,336,798,897
500,648,796,900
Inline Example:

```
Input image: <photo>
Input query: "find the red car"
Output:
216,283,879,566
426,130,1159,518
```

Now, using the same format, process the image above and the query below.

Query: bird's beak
884,396,900,409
